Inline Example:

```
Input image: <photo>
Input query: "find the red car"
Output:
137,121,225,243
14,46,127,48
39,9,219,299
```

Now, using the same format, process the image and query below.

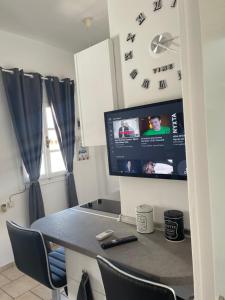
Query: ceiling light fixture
82,17,93,29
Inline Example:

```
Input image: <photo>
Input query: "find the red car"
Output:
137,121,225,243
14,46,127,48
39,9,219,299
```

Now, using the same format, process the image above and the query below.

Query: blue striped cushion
48,247,67,288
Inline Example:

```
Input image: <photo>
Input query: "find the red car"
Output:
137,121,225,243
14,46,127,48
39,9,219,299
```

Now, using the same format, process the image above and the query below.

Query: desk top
32,208,193,287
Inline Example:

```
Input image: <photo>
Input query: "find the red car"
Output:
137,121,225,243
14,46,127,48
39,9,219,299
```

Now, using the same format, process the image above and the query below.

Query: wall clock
121,0,182,96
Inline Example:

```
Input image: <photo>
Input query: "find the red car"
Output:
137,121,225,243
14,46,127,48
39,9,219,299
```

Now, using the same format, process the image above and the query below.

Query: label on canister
136,205,154,234
164,210,185,242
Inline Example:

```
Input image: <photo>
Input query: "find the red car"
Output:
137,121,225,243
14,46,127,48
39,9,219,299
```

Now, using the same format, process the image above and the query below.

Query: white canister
136,205,154,234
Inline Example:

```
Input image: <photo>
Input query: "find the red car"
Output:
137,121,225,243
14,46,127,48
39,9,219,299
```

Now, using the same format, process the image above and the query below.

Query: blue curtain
0,68,45,224
45,77,78,207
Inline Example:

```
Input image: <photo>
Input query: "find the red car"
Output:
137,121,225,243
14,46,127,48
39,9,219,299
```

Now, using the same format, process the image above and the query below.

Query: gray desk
32,208,194,299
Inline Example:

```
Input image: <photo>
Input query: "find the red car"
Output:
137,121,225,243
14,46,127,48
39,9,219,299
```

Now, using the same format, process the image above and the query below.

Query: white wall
107,0,189,227
0,30,101,267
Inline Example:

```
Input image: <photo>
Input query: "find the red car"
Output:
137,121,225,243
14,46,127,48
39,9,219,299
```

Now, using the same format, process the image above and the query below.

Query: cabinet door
75,39,117,146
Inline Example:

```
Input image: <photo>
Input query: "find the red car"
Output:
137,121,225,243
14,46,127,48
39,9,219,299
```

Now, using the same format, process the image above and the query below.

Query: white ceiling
0,0,110,53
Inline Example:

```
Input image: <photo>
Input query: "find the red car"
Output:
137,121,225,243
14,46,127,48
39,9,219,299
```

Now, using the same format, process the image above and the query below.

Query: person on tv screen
125,160,136,173
119,120,134,138
125,122,135,135
143,116,171,136
143,161,155,174
143,161,173,175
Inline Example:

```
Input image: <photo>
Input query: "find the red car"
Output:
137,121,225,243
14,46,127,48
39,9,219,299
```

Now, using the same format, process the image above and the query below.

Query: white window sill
24,172,66,187
39,173,66,186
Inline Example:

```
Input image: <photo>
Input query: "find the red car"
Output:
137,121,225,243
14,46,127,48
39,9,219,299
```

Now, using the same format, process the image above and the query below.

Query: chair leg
52,289,61,300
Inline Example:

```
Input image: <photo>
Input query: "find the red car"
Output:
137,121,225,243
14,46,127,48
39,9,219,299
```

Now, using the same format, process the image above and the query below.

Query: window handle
45,136,50,148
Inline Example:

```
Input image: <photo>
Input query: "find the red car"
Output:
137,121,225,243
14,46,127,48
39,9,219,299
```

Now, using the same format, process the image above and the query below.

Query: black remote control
101,235,138,249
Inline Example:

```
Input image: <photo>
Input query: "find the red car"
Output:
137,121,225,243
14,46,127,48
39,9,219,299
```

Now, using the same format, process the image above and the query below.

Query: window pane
46,107,54,129
48,129,60,151
50,151,65,173
40,154,46,176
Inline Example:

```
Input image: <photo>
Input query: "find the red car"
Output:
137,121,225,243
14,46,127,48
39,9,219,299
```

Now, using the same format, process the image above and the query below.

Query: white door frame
178,1,215,299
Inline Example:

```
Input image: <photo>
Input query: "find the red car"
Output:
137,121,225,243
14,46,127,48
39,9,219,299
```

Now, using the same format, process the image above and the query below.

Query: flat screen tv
104,99,187,180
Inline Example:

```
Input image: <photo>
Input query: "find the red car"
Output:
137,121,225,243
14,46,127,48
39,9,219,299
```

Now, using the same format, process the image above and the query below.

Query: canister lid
136,204,153,213
164,210,183,218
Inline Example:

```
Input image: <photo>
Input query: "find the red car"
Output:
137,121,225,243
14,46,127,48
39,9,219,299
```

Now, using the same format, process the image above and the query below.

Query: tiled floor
0,265,67,300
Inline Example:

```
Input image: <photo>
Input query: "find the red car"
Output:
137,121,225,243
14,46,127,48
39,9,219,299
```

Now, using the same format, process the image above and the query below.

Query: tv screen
104,99,187,180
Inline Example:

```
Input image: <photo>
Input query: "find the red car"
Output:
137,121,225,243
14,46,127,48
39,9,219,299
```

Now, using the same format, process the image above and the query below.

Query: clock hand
160,36,179,44
152,41,177,53
153,43,160,54
158,33,164,44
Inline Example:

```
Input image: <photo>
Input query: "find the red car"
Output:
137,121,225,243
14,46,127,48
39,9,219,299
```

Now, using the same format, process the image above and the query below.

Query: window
23,103,66,182
44,106,65,175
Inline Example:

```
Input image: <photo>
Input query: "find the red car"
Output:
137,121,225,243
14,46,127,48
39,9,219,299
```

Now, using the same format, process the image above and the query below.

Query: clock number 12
153,0,162,11
153,0,177,9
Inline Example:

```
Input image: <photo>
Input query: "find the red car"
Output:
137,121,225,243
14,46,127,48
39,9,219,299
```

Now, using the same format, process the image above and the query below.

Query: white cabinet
75,39,117,146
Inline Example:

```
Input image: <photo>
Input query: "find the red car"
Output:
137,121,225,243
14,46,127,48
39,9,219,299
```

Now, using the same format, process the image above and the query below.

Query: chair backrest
97,256,176,300
6,221,54,289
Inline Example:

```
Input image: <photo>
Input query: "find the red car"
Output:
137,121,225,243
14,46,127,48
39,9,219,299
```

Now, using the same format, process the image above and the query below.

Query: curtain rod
1,68,73,83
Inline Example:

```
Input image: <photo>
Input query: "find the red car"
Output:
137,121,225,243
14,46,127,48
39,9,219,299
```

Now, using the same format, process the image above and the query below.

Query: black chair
97,255,178,300
6,221,67,300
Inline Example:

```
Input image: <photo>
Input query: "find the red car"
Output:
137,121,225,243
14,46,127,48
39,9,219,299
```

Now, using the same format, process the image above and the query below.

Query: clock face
121,0,181,100
150,32,177,54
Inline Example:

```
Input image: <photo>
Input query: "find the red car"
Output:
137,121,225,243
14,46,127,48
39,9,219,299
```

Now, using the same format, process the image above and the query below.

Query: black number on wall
142,79,150,89
171,0,177,7
178,70,182,80
127,33,136,43
130,69,138,79
168,63,174,70
153,68,159,74
153,0,162,11
159,80,167,89
161,65,168,72
125,51,133,61
136,13,146,25
153,63,174,74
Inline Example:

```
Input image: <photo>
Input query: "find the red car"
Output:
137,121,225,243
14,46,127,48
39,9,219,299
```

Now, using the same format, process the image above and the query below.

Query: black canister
164,210,185,242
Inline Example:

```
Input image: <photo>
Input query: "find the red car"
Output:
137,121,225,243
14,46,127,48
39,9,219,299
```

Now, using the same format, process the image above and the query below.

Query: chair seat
48,247,67,288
